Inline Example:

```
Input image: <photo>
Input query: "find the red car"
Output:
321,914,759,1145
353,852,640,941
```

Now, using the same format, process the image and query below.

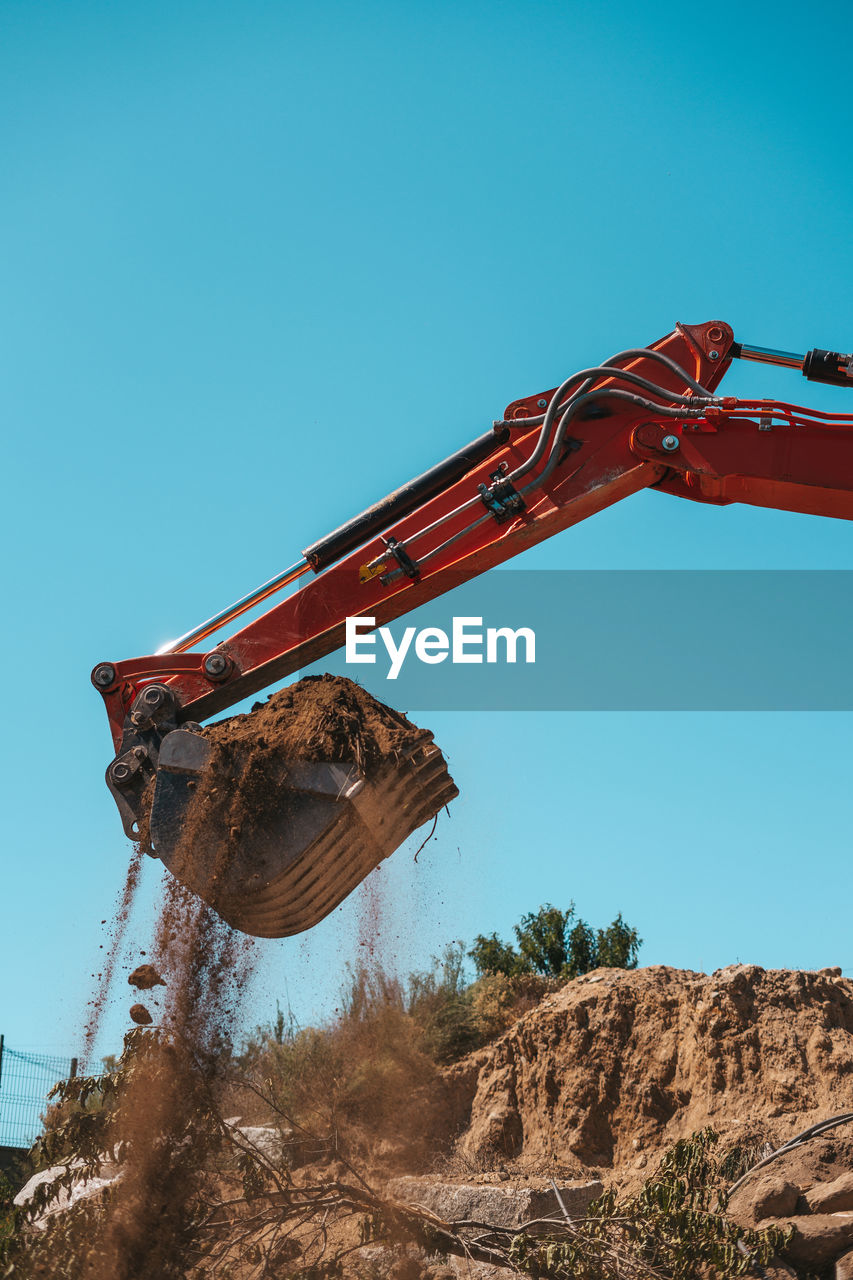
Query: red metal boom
93,319,853,749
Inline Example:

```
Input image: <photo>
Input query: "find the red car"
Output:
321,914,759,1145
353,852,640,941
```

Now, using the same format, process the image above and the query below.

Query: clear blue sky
3,0,853,1061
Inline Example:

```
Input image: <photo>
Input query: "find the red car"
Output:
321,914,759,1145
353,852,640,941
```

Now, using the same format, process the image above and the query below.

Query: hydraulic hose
518,387,705,495
504,364,713,490
368,359,705,557
728,1113,853,1198
498,346,716,431
371,349,715,578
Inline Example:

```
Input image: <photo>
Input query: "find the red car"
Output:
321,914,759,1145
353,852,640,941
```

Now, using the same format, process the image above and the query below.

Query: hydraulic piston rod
159,559,310,655
733,342,804,371
733,339,853,389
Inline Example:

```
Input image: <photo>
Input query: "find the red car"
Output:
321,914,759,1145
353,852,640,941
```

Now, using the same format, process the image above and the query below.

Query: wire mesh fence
0,1036,78,1148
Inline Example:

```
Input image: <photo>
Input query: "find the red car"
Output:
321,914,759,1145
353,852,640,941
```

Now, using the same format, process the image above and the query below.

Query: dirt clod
129,1004,153,1026
128,964,165,991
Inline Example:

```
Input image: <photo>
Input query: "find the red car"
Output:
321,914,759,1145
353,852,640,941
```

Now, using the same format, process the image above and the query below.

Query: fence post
70,1057,78,1080
0,1034,4,1090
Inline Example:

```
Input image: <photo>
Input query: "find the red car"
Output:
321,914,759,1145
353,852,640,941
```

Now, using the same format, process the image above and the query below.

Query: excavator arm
91,319,853,936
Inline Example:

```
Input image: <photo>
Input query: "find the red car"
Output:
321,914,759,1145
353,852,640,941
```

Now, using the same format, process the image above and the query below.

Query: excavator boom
92,319,853,936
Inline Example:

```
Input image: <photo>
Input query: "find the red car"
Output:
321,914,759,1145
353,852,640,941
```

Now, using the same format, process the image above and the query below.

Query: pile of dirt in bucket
193,671,438,841
206,672,429,770
442,964,853,1186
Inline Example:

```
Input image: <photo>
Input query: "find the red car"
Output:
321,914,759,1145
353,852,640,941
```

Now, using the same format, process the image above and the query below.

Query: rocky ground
11,962,853,1277
381,963,853,1276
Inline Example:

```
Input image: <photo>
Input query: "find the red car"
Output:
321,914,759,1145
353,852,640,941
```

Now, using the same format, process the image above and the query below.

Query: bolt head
537,398,548,409
92,663,116,689
708,349,720,361
203,652,229,678
661,434,680,452
143,686,163,706
111,762,132,783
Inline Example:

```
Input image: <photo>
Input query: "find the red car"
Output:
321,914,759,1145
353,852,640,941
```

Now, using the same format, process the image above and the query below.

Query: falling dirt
83,845,145,1060
355,866,386,967
70,674,446,1277
77,872,257,1278
128,964,165,991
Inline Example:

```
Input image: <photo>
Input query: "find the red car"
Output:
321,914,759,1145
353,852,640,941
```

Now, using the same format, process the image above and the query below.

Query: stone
837,1248,853,1280
14,1160,122,1229
727,1172,800,1226
767,1214,853,1269
387,1176,603,1229
807,1172,853,1215
226,1123,292,1167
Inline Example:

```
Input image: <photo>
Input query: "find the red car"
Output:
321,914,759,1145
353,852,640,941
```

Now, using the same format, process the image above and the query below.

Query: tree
514,904,573,977
469,903,642,981
595,914,641,970
565,919,597,979
468,931,524,978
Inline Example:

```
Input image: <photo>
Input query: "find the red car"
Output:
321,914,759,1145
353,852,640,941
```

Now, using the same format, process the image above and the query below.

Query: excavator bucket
105,676,458,939
147,727,457,937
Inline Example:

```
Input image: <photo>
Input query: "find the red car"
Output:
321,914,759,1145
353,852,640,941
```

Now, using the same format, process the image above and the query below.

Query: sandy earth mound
443,964,853,1178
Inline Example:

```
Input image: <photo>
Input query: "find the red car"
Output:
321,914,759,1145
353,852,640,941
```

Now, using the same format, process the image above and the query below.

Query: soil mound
203,672,429,773
444,964,853,1179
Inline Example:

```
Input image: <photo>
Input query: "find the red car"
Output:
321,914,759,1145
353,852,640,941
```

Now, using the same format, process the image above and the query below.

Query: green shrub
470,902,641,981
468,970,552,1041
464,931,525,978
595,913,642,970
